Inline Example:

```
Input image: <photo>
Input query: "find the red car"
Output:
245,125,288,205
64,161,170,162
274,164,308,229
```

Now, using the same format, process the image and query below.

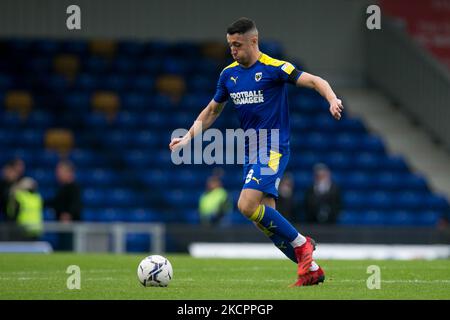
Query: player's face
227,33,254,65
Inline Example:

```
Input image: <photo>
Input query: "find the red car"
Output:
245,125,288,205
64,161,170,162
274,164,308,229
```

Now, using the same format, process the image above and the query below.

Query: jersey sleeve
213,71,229,103
276,61,303,85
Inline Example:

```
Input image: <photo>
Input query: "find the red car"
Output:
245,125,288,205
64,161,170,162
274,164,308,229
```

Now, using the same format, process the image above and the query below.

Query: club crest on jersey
255,72,262,82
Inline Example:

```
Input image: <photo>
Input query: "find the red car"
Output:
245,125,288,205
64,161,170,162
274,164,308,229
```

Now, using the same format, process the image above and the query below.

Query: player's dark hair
227,17,257,35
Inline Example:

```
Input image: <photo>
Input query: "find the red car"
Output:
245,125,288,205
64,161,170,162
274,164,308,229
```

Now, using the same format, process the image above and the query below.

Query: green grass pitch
0,253,449,300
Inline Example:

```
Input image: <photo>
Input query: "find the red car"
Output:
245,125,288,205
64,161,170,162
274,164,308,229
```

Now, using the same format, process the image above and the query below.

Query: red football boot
294,236,315,276
290,266,325,287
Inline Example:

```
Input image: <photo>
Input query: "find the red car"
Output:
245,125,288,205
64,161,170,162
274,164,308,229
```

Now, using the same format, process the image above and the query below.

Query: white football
137,255,173,287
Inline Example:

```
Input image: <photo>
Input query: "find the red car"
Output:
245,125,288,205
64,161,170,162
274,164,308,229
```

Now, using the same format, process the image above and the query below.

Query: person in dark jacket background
46,160,82,250
304,163,342,224
49,160,82,222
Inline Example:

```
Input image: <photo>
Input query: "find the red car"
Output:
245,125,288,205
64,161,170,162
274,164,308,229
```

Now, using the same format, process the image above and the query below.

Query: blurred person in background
277,172,301,223
198,174,232,226
10,158,25,181
0,161,21,221
46,160,82,251
48,160,82,223
6,177,43,240
304,163,342,224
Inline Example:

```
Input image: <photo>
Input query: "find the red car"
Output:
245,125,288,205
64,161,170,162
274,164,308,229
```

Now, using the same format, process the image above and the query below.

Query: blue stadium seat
34,150,59,171
341,172,372,190
140,169,169,188
6,149,34,166
75,73,98,90
141,57,161,74
26,56,52,73
343,192,366,210
163,57,191,75
100,74,130,92
396,192,425,210
303,133,331,151
338,117,366,133
112,57,138,74
43,208,56,221
46,74,69,92
85,112,110,129
84,56,110,74
183,209,201,224
151,93,174,113
109,189,136,207
0,112,21,129
366,191,393,210
290,114,314,133
0,74,13,90
78,169,117,186
27,111,54,128
62,40,88,55
334,134,360,152
327,152,353,171
375,172,402,190
124,150,152,168
354,153,380,171
290,152,319,170
402,174,429,192
123,209,160,223
381,155,409,172
385,211,415,226
82,188,106,207
196,59,221,76
359,210,386,225
97,209,126,222
65,91,91,112
360,135,385,153
164,189,202,208
188,75,215,93
69,149,108,167
292,171,313,189
314,115,339,133
260,41,284,58
425,194,449,211
140,112,170,130
143,41,170,57
126,233,150,252
337,211,360,225
32,40,60,55
117,40,145,57
129,77,155,94
133,130,159,148
39,187,55,201
115,112,140,128
414,211,441,226
81,209,99,222
27,168,55,185
104,130,130,148
171,169,208,188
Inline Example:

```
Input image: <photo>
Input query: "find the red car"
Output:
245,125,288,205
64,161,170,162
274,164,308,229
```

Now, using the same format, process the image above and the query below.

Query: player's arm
169,99,226,151
296,72,344,120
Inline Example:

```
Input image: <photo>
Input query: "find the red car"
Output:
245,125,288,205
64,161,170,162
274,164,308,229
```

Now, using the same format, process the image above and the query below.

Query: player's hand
169,136,189,152
329,98,344,120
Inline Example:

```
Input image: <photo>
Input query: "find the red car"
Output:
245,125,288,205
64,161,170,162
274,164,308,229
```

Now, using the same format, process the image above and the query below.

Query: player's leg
257,196,321,274
256,196,296,263
237,188,314,275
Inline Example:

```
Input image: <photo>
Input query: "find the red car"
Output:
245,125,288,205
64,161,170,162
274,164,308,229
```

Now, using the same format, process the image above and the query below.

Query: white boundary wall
189,243,450,260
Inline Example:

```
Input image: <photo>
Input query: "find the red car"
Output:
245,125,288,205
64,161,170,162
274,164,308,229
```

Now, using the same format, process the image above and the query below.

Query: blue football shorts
242,150,290,199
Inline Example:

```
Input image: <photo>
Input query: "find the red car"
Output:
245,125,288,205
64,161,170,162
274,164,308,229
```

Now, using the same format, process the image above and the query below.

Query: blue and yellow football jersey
213,53,302,157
